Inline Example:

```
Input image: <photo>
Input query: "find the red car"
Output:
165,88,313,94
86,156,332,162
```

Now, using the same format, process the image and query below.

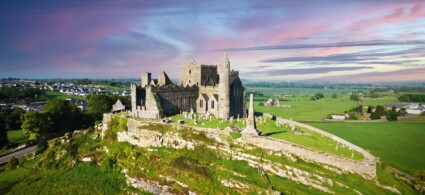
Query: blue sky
0,0,424,82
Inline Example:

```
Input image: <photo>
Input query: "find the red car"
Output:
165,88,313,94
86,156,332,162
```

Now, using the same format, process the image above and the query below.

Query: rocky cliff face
101,114,387,194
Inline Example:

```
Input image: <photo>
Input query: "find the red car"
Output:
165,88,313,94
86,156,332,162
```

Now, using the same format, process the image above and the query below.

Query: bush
386,111,398,121
347,114,358,120
311,93,324,100
416,170,425,182
370,112,381,120
6,156,19,170
100,156,120,172
35,140,49,155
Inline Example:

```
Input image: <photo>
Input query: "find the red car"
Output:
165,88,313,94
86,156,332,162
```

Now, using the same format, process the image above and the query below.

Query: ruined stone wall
179,64,201,86
152,85,198,116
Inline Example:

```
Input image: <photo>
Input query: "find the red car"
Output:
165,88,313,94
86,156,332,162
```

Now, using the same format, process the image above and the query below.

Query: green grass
400,116,425,122
6,164,126,194
253,92,400,121
157,114,363,160
45,91,87,100
0,168,28,193
259,119,363,160
7,129,28,146
307,121,425,174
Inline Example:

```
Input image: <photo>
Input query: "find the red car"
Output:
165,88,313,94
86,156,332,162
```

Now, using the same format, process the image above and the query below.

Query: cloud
246,66,373,76
305,67,425,82
260,47,424,66
216,40,425,52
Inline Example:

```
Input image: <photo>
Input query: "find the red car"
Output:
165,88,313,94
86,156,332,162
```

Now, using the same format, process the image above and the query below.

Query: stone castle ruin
131,54,245,119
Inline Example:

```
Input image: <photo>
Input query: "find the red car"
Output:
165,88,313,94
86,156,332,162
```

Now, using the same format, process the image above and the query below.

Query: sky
0,0,424,82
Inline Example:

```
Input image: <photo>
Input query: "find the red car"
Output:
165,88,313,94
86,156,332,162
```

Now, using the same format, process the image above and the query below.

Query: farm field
307,121,425,174
254,92,400,121
45,91,87,100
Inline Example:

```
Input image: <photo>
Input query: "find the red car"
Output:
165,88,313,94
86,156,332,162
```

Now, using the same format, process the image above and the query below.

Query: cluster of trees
21,100,93,140
367,105,404,121
0,117,7,148
398,94,425,102
0,87,46,103
0,108,25,130
19,94,129,141
311,93,324,100
0,108,26,148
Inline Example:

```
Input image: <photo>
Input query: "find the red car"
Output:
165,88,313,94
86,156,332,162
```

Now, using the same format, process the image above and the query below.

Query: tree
367,105,374,113
0,107,25,130
398,108,407,116
386,111,399,121
370,92,379,98
0,117,8,148
370,112,381,120
44,99,81,132
350,94,359,101
88,95,114,116
21,112,51,140
375,105,385,116
332,93,337,98
311,93,324,100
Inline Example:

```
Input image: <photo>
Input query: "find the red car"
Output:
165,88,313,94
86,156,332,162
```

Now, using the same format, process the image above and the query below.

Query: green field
45,91,87,100
253,92,401,121
307,121,425,174
7,130,28,146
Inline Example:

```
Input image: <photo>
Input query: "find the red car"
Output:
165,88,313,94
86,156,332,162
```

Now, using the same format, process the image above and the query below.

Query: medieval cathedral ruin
131,54,245,119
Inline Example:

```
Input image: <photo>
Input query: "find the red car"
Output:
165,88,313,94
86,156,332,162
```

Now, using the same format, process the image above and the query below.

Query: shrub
100,156,120,172
386,111,398,121
35,140,49,155
370,112,381,120
311,93,324,100
416,170,425,181
6,156,19,170
347,114,358,120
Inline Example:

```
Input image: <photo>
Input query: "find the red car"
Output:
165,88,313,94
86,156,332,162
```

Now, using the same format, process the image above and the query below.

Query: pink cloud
349,3,425,31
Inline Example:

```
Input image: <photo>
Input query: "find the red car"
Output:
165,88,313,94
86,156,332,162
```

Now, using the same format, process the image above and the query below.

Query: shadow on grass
262,131,287,136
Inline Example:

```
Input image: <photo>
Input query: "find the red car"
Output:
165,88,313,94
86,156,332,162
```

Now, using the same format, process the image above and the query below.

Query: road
0,146,37,164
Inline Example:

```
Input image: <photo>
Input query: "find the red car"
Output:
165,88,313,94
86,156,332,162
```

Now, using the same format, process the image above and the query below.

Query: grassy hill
0,123,417,194
307,121,425,174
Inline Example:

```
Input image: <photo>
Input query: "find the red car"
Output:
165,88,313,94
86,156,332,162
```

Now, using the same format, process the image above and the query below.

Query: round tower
218,53,230,119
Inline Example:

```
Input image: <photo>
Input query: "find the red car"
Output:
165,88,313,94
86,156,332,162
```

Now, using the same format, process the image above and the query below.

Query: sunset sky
1,0,424,82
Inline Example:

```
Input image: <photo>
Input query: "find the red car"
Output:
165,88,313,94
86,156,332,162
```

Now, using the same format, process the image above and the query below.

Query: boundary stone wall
263,113,376,164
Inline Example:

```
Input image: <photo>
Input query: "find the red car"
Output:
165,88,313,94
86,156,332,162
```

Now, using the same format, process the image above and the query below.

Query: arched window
211,100,214,109
200,100,203,108
189,69,191,74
